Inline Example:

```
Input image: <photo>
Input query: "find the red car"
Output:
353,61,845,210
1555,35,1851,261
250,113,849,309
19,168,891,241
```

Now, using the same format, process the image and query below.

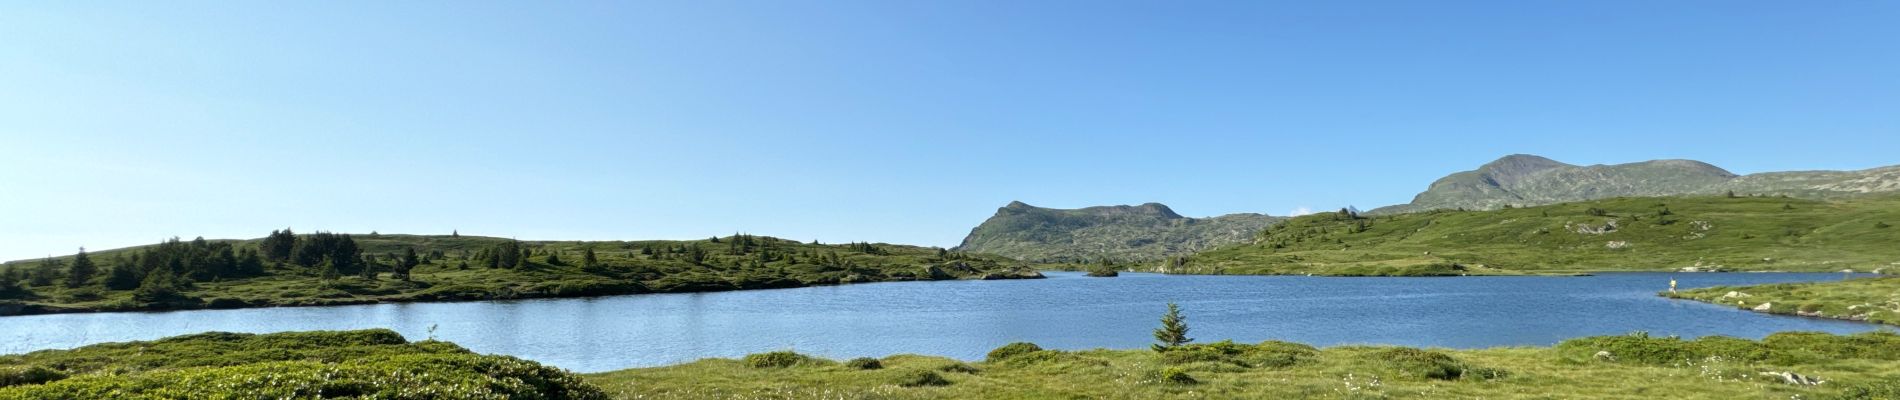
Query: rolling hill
955,201,1282,262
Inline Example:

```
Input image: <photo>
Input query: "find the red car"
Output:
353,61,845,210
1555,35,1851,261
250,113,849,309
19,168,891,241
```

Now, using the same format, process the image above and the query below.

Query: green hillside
0,231,1040,316
1178,195,1900,276
956,201,1281,262
1372,155,1900,215
0,329,607,399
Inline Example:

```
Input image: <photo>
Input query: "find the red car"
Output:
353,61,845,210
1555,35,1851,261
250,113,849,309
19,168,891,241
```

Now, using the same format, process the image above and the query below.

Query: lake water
0,272,1884,372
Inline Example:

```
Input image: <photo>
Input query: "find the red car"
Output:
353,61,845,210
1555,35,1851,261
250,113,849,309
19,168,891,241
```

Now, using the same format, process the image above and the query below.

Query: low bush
938,362,980,374
1159,367,1197,384
894,370,950,387
0,366,67,388
743,351,812,368
845,357,883,370
1369,348,1501,381
986,342,1044,362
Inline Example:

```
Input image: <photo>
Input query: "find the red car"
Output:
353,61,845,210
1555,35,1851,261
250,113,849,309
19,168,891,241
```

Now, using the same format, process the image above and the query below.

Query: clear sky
4,1,1898,261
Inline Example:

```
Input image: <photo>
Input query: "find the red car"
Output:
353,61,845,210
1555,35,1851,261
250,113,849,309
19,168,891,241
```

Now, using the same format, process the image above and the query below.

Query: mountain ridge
1373,155,1900,214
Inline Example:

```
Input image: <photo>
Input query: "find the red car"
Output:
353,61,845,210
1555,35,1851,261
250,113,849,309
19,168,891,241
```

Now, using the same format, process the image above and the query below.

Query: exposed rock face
956,201,1282,262
1371,155,1900,214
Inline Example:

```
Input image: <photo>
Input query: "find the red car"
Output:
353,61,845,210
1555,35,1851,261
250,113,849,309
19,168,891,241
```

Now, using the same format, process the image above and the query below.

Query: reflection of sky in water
0,272,1882,372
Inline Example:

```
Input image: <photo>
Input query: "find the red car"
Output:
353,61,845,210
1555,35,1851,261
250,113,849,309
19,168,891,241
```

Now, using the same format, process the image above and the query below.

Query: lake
0,271,1883,372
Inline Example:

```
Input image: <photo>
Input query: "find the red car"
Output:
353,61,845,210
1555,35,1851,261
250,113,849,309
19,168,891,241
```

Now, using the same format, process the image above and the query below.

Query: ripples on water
0,271,1881,372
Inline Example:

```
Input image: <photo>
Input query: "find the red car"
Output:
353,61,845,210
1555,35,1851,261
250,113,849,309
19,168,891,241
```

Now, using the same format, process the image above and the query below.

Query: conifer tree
1152,302,1193,352
65,247,98,288
104,264,141,290
582,248,599,268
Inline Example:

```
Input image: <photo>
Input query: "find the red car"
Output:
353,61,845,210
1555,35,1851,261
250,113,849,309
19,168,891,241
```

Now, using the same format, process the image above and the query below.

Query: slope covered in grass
1180,195,1900,275
586,332,1900,399
0,232,1039,316
1665,276,1900,326
0,329,606,399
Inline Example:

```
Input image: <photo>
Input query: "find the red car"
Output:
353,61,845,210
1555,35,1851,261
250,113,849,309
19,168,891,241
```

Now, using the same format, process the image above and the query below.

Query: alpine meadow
6,2,1900,399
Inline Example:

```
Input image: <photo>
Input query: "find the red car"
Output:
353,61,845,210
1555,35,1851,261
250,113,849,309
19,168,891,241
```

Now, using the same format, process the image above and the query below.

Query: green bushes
986,342,1044,362
0,366,66,388
1366,348,1505,381
894,370,951,387
1158,367,1197,384
845,357,883,370
0,330,607,399
743,351,813,368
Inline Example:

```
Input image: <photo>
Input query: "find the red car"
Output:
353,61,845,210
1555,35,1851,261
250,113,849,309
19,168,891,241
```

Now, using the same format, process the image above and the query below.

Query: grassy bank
1665,276,1900,326
9,329,1900,399
0,233,1040,316
1180,195,1900,276
585,332,1900,399
0,329,606,399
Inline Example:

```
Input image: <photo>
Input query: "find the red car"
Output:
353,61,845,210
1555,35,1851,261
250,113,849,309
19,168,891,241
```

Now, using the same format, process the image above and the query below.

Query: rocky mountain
1371,155,1900,214
955,201,1282,262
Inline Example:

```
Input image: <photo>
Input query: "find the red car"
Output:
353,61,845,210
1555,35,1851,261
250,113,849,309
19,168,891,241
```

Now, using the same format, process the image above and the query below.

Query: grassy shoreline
1663,276,1900,326
9,329,1900,399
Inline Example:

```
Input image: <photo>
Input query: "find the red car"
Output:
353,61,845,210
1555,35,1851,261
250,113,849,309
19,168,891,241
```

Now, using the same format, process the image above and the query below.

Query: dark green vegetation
586,331,1900,399
956,201,1281,262
0,329,605,399
1372,154,1900,215
1666,276,1900,326
1181,195,1900,275
0,231,1040,316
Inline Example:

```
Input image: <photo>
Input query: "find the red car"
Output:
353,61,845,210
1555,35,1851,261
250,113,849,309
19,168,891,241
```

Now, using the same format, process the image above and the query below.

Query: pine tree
65,247,98,288
395,247,419,280
260,228,298,262
0,267,26,299
1152,302,1193,352
582,248,599,268
360,254,380,280
104,264,141,290
546,251,565,266
318,261,341,281
133,264,185,303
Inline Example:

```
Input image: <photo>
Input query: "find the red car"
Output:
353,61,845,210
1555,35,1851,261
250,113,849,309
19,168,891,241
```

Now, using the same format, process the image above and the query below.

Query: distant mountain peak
1372,155,1900,215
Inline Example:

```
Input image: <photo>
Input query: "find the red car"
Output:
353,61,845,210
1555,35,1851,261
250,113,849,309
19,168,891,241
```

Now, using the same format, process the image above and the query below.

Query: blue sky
4,1,1898,261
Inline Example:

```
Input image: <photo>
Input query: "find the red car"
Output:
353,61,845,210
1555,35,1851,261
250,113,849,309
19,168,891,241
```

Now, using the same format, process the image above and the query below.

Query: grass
0,234,1041,316
1665,276,1900,326
583,331,1900,399
0,329,606,399
1181,195,1900,275
11,330,1900,399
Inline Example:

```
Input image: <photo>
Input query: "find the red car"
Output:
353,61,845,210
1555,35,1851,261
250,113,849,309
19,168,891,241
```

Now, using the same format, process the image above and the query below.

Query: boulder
1753,302,1773,312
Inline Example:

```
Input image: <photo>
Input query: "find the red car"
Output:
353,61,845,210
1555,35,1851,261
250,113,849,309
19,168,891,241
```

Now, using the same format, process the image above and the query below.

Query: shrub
894,370,950,387
938,362,980,374
986,342,1044,362
845,357,883,370
1371,348,1478,380
0,366,67,388
1159,367,1197,384
743,351,811,368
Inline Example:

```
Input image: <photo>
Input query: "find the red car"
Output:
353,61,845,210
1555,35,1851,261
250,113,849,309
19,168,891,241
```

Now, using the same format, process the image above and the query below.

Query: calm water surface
0,272,1883,372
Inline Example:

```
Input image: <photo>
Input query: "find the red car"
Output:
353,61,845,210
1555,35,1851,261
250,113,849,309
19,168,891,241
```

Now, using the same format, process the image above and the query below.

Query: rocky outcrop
1371,155,1900,214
